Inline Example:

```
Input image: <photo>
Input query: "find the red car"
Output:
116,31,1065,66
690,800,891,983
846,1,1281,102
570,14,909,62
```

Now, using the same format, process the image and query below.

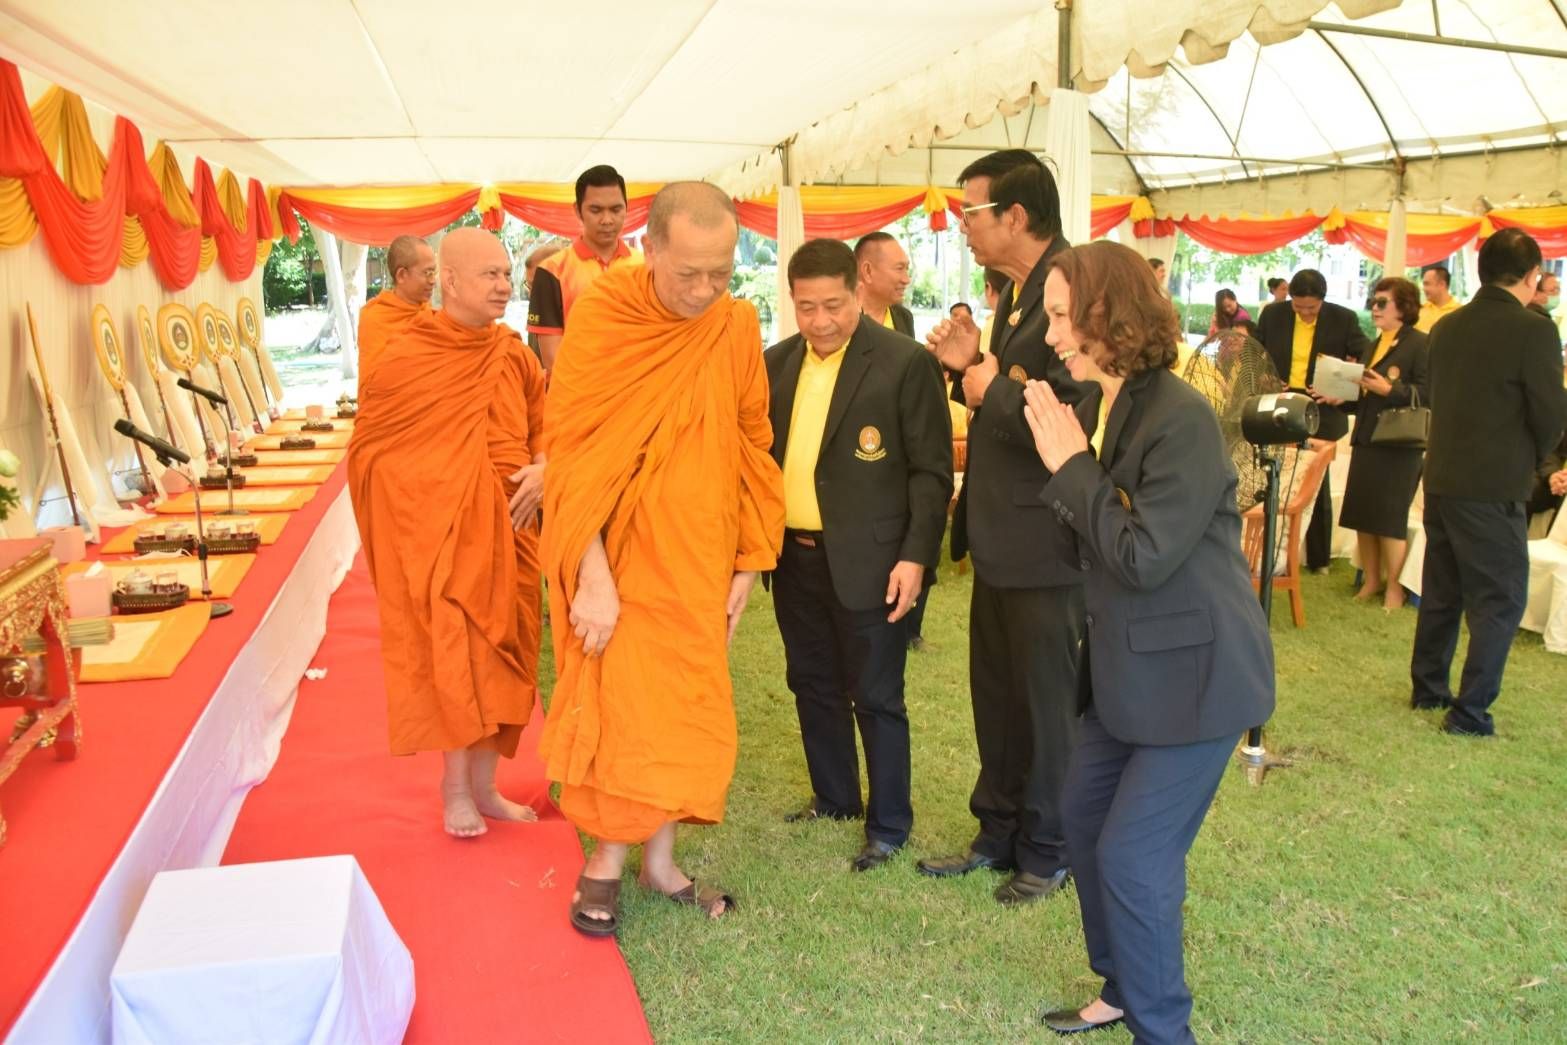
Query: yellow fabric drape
256,238,274,266
0,179,38,248
492,180,664,203
215,169,248,232
148,143,201,227
32,87,108,201
285,184,479,208
120,214,150,267
198,236,217,271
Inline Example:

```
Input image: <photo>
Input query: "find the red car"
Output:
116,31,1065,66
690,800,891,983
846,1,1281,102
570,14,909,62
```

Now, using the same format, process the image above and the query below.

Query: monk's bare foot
442,789,487,838
1354,584,1383,602
473,788,538,822
639,868,729,919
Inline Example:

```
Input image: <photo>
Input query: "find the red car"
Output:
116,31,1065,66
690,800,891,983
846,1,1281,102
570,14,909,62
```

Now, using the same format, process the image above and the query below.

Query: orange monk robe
539,265,786,844
348,310,545,756
356,290,427,399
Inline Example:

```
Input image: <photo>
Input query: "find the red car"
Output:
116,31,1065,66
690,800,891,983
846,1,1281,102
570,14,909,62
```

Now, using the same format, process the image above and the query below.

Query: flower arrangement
0,448,21,522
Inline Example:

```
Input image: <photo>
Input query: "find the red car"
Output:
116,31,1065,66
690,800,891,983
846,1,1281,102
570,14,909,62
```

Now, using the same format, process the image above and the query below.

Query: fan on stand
1180,329,1319,784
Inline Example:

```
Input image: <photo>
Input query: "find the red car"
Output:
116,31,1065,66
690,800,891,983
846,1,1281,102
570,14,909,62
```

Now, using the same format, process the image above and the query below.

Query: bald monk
541,182,785,935
349,227,547,838
357,234,436,396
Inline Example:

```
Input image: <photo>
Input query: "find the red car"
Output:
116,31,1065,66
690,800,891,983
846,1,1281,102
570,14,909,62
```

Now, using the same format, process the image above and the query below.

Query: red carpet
221,555,651,1043
0,468,348,1035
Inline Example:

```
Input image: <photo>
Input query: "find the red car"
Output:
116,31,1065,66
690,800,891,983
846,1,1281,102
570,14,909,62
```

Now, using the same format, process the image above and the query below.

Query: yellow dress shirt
1289,317,1316,388
1369,328,1398,369
1089,393,1110,458
878,309,894,329
1416,297,1460,333
782,340,849,530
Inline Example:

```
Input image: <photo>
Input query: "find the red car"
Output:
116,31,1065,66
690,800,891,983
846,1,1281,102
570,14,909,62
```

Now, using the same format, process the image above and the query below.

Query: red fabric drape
1090,200,1135,239
498,194,655,238
1487,214,1567,259
1174,215,1325,254
1325,218,1481,267
735,195,926,240
286,191,483,245
0,59,270,289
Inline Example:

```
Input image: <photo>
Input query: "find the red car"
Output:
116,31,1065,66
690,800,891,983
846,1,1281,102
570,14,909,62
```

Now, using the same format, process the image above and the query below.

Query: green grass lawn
542,559,1567,1043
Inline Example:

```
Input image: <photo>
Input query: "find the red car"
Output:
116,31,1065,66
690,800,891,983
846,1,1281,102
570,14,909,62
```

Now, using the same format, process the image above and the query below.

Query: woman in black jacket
1337,276,1430,610
1023,241,1275,1044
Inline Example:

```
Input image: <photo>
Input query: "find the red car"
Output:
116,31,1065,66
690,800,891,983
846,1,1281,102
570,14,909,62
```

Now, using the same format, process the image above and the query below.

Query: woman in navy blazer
1022,242,1275,1043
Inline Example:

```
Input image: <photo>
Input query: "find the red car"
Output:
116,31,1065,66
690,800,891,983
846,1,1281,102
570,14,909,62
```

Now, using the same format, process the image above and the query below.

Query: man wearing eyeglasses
916,149,1087,906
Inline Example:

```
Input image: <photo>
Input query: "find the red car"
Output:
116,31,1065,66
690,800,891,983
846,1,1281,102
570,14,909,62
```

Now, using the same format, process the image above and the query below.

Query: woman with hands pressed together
1023,242,1275,1044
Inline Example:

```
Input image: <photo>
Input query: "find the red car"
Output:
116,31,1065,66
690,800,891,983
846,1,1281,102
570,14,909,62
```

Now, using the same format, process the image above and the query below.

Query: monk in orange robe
541,182,785,935
349,227,547,838
356,234,436,397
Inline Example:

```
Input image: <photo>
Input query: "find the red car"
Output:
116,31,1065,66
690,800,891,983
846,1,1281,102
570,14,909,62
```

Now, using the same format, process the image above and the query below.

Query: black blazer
950,236,1090,588
890,303,914,338
765,316,954,611
1041,368,1276,746
1349,323,1429,447
1425,285,1567,503
1256,299,1370,441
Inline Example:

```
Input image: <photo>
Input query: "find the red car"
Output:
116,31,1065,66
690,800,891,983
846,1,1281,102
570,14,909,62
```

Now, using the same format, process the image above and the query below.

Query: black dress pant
773,539,912,846
966,575,1084,877
903,584,930,642
1305,480,1334,571
1063,708,1236,1045
1410,494,1530,735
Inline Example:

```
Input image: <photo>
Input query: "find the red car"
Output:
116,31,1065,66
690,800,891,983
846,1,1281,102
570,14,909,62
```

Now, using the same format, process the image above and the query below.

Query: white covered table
110,856,413,1045
1522,508,1567,654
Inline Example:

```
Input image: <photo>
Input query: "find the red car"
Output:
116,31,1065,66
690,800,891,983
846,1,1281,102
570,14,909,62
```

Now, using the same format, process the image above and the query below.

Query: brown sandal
666,880,736,918
570,874,621,937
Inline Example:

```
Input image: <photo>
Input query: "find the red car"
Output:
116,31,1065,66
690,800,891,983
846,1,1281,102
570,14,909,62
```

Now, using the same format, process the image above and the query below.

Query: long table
1,464,359,1043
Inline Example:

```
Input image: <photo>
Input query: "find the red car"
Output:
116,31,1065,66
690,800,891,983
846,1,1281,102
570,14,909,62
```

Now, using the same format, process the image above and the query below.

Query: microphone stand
211,393,248,518
159,451,233,621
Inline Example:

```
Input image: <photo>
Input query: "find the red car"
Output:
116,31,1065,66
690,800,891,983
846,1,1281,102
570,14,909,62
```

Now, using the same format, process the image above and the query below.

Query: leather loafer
784,804,860,823
916,849,1014,877
995,867,1070,905
851,840,902,872
1441,717,1493,738
1041,1007,1123,1035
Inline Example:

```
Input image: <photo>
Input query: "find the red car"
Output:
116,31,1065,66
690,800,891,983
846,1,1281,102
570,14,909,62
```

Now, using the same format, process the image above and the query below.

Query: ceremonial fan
157,303,216,457
89,304,156,498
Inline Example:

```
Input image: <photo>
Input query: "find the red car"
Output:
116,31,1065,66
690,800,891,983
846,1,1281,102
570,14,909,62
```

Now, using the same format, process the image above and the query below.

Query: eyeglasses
1371,296,1390,309
958,202,998,220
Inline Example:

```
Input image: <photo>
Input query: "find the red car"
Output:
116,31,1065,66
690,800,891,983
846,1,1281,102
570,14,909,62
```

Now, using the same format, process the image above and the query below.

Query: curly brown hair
1372,276,1420,327
1046,241,1180,377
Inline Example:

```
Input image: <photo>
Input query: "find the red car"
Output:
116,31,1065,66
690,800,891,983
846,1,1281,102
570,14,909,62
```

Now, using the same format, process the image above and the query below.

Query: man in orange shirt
349,227,547,839
527,165,641,369
540,182,785,936
356,234,435,397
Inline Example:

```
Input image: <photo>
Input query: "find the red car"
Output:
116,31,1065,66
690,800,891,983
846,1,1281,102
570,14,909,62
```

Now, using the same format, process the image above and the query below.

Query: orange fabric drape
1170,214,1327,254
285,189,483,245
496,182,660,238
1323,211,1483,266
0,59,275,288
1488,206,1567,258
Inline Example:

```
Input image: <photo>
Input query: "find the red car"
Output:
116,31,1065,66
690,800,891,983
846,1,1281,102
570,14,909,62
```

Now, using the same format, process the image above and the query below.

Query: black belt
785,528,824,548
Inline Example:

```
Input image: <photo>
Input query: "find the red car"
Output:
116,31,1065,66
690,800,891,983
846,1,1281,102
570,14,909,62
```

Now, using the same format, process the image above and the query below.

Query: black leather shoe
1441,716,1493,738
995,868,1070,905
916,849,1014,877
907,635,925,652
851,840,902,872
784,804,860,823
1041,1006,1123,1035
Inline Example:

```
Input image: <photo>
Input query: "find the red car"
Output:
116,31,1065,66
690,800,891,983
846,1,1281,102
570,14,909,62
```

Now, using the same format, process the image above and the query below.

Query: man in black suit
855,232,915,336
1255,268,1370,570
1411,229,1567,736
918,149,1087,905
767,238,953,871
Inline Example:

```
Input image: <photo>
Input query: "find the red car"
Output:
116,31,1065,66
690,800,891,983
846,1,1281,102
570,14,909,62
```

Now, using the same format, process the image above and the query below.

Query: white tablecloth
111,856,413,1045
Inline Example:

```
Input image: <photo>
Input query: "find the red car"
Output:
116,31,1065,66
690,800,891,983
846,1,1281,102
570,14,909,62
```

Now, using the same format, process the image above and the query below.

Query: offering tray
204,532,262,555
280,436,316,450
132,534,198,555
301,420,335,433
112,583,190,614
199,474,247,490
220,452,259,468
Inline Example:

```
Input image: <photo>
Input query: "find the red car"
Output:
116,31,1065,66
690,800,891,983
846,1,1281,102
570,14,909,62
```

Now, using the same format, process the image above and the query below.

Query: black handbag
1370,387,1429,449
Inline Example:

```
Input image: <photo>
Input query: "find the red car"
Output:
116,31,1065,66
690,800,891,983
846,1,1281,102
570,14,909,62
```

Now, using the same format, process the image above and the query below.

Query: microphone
114,418,191,465
177,376,228,406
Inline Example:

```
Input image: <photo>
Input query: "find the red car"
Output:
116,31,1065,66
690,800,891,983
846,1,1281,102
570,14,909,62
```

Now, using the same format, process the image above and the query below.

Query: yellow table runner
249,448,346,467
229,464,336,487
265,417,355,435
100,514,290,555
155,486,317,514
249,431,351,450
78,604,211,682
63,554,257,601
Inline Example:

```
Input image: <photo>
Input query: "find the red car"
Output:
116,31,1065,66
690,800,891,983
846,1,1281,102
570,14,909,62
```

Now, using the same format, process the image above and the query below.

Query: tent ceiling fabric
0,1,1560,215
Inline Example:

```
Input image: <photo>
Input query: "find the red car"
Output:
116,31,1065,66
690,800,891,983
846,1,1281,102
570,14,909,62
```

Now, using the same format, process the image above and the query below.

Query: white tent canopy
2,0,1561,217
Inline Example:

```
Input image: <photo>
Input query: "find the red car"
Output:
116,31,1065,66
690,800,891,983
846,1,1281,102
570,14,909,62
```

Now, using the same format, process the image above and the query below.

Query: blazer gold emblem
855,425,887,462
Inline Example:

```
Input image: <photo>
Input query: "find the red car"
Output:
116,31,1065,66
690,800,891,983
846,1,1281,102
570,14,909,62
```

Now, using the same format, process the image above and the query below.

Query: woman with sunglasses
1338,277,1431,609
